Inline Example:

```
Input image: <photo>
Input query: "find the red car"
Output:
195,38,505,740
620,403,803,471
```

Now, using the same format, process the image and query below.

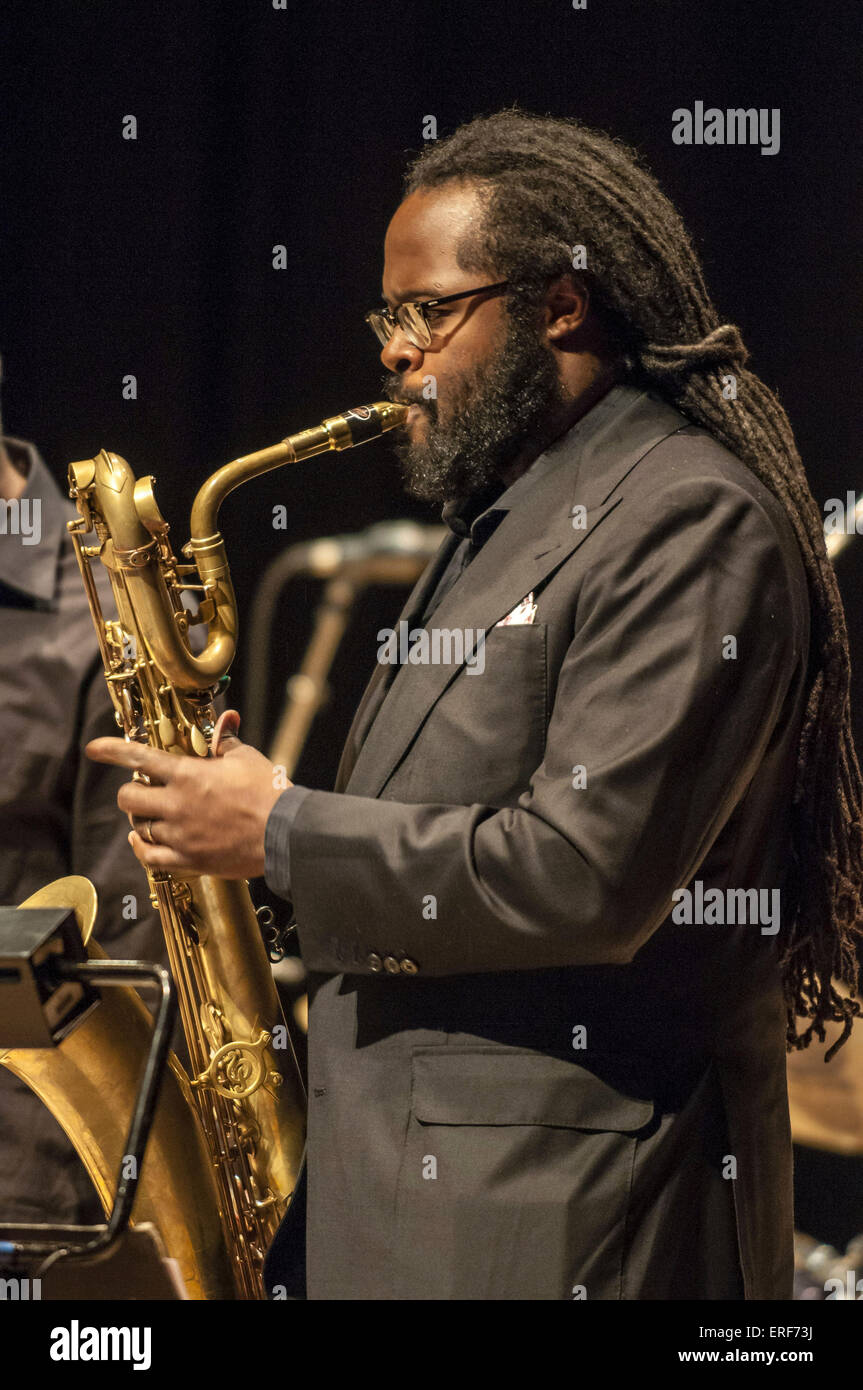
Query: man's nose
380,326,424,375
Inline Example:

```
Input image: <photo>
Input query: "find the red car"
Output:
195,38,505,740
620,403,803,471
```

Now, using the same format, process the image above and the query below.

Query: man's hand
85,710,290,879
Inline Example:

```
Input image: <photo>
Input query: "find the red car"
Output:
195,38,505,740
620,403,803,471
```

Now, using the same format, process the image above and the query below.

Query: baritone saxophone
57,400,405,1298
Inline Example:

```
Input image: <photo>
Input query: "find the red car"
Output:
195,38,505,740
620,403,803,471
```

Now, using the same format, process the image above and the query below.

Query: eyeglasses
365,280,511,350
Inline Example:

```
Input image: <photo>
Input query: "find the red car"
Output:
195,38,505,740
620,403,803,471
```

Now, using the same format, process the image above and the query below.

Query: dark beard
383,309,569,506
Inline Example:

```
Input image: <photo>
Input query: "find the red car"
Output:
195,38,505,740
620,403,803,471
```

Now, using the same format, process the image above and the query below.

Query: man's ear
544,273,590,343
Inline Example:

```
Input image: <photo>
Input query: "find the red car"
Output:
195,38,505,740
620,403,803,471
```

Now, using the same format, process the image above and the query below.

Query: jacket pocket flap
411,1049,654,1132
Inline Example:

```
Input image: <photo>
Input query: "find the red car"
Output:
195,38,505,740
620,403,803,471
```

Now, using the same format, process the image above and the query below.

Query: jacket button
400,957,419,975
367,953,384,972
383,955,401,974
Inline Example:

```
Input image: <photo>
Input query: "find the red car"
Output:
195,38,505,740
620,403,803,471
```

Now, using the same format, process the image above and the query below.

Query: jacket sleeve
264,784,314,902
270,474,807,978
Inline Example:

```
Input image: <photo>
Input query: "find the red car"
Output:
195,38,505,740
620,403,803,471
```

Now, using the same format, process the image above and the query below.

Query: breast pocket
390,1045,654,1300
388,624,549,806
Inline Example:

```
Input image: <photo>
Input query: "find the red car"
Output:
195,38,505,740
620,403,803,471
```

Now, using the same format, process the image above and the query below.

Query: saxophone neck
189,400,407,542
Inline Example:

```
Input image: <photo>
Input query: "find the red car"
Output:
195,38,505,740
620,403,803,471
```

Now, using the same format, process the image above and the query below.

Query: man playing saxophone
88,111,862,1300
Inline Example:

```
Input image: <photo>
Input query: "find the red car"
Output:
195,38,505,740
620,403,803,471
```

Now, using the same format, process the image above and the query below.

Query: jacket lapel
341,390,686,799
333,529,463,791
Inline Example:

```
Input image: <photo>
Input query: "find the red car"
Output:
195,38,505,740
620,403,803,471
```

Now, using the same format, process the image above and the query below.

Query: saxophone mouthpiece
326,400,409,449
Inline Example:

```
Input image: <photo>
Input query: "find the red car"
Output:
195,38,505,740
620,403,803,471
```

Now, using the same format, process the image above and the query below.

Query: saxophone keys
158,715,176,746
190,726,209,756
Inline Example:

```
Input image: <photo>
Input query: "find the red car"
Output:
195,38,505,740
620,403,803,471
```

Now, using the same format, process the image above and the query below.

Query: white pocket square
495,591,537,627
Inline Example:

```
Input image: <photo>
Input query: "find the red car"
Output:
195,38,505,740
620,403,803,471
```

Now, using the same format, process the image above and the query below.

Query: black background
1,0,860,784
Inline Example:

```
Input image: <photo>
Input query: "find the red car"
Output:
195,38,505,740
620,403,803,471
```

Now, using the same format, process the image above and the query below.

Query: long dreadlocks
404,108,863,1057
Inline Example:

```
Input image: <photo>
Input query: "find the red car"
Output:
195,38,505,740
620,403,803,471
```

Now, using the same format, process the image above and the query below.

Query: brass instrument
2,875,235,1300
1,401,406,1299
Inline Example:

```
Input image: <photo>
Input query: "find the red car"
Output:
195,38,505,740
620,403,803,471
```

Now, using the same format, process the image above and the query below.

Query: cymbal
788,998,863,1155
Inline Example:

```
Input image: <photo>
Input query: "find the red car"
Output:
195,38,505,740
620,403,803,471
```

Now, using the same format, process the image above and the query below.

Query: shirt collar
441,383,647,544
0,436,70,604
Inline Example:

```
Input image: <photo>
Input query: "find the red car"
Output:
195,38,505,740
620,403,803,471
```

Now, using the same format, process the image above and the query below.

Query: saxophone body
1,402,406,1298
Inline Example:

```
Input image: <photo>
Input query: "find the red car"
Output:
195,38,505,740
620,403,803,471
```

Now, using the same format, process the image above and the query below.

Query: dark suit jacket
265,388,810,1300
